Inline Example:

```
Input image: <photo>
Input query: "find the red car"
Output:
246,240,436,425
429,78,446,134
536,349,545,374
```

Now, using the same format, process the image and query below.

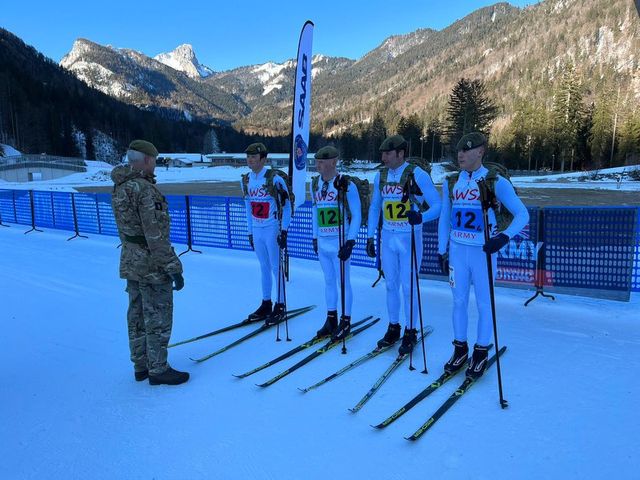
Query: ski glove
277,230,288,249
312,238,318,255
483,233,509,254
170,273,184,291
248,234,254,250
437,252,449,274
406,210,422,226
333,174,350,192
366,238,376,258
338,239,356,261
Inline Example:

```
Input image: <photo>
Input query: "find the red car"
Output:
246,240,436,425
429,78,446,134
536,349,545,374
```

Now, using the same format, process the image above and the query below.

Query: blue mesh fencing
0,188,638,296
634,209,640,292
14,190,32,225
51,192,75,231
96,194,118,236
0,189,17,223
543,207,636,299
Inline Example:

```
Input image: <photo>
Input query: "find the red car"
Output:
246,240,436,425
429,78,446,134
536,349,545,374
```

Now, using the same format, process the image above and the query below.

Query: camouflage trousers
126,280,173,375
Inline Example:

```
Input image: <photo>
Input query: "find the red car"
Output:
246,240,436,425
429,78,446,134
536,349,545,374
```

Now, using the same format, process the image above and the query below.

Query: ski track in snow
0,226,638,479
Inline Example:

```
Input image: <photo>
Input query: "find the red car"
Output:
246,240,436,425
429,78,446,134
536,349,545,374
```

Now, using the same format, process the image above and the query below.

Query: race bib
451,207,483,233
383,200,410,222
317,207,340,227
251,201,270,219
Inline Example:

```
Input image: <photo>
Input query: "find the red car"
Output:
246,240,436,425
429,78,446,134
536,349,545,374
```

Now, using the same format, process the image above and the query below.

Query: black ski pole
337,177,347,354
411,224,428,374
478,179,508,409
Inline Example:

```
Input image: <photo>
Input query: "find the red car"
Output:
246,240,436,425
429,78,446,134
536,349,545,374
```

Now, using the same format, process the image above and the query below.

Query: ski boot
466,344,490,380
398,327,418,355
149,367,190,386
376,322,401,349
316,310,338,337
444,340,469,374
134,369,149,382
332,315,351,341
265,302,286,326
248,300,272,322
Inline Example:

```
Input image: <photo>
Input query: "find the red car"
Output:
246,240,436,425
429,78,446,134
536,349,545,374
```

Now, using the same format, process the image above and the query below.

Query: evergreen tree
397,113,423,157
365,112,386,162
550,64,586,172
444,78,498,152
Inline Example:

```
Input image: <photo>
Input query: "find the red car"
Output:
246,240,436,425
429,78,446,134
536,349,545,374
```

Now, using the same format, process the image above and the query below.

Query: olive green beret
379,134,408,152
314,146,339,160
456,132,487,151
244,143,268,155
128,139,158,158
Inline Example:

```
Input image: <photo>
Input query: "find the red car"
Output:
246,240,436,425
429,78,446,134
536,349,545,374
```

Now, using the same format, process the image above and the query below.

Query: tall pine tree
445,78,498,153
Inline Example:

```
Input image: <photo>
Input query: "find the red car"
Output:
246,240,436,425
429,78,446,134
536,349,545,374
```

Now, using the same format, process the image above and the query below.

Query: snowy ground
1,160,638,193
1,226,638,479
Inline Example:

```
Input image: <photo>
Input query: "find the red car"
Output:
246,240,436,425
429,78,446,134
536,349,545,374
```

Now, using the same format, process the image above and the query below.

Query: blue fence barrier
0,188,637,299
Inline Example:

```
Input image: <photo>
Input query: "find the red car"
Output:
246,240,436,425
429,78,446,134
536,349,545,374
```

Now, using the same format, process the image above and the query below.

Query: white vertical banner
289,20,314,208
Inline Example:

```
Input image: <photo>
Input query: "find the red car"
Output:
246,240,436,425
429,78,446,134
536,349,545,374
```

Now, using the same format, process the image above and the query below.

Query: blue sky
3,0,540,71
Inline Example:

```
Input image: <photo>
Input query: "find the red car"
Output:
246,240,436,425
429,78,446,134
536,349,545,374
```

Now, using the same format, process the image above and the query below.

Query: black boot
398,328,418,355
265,302,286,325
332,315,351,340
377,323,401,349
316,310,338,337
134,369,148,382
248,300,272,321
149,367,190,386
444,340,469,374
466,344,490,380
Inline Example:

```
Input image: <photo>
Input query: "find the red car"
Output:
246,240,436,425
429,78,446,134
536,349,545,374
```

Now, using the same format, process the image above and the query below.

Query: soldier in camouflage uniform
111,140,189,386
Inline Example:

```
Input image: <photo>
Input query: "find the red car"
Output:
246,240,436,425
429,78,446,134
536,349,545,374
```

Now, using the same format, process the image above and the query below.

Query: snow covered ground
1,160,638,193
1,226,638,479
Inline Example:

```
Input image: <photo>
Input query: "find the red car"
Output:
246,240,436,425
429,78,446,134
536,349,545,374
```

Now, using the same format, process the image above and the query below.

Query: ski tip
232,374,244,379
297,387,307,394
255,383,268,388
370,424,382,430
348,408,358,414
404,436,417,442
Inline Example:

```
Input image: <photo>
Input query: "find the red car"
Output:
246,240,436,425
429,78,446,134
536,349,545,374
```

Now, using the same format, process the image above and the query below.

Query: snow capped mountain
154,44,214,78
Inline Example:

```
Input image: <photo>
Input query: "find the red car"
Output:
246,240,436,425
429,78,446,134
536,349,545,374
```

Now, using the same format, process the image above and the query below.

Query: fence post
24,190,43,235
226,197,233,249
67,192,88,241
50,192,56,228
95,194,102,235
12,190,17,223
178,195,202,257
525,208,555,306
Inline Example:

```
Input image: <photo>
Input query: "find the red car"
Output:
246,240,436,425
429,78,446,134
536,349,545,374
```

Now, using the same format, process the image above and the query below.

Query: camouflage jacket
111,164,183,283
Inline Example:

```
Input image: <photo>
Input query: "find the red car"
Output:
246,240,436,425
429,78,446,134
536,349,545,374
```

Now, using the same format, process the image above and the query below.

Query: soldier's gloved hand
277,230,288,249
437,252,449,274
312,238,318,255
248,234,254,250
406,210,422,226
483,233,509,254
170,273,185,291
366,238,376,258
338,239,356,261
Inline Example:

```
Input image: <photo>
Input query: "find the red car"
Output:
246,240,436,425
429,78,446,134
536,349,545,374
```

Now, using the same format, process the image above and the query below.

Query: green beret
379,134,408,152
244,143,268,155
456,132,487,151
128,139,158,158
314,146,339,160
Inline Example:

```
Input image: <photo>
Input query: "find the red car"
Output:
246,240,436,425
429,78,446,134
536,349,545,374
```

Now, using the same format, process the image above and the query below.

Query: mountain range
44,0,640,136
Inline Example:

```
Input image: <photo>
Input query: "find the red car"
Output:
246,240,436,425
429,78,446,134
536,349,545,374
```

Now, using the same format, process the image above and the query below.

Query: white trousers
381,228,423,329
317,236,353,316
253,225,285,303
449,241,497,346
